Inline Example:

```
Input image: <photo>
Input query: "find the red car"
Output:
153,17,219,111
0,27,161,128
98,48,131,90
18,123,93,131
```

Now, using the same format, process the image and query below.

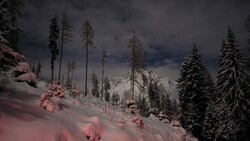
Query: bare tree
58,13,72,83
128,29,146,100
81,20,94,96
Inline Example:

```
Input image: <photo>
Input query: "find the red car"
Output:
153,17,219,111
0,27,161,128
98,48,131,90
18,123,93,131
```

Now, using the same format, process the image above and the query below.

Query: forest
1,0,250,141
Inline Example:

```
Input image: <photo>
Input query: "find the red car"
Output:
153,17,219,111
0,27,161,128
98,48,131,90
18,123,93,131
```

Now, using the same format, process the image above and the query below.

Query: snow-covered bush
0,43,25,70
40,92,55,112
70,87,80,98
171,119,181,127
40,83,65,112
131,116,144,129
124,99,138,115
47,82,65,98
148,107,159,117
158,111,170,123
40,92,62,113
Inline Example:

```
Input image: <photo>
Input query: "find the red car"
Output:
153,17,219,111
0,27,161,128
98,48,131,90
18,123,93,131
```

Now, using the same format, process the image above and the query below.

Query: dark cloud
19,0,250,82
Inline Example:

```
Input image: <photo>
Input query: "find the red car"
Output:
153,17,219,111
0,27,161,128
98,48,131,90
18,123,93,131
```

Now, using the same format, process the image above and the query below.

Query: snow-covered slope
110,70,178,101
0,72,196,141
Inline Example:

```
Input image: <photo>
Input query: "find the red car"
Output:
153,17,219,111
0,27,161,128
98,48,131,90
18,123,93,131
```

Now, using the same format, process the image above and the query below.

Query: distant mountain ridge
110,70,178,101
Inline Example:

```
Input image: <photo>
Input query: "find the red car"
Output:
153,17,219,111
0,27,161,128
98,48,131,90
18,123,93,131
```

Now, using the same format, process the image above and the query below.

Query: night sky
19,0,250,87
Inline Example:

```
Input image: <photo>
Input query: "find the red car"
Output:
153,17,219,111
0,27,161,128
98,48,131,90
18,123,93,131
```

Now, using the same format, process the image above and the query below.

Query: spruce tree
81,20,94,96
48,15,59,81
91,71,99,98
58,13,72,82
214,27,250,141
177,45,208,140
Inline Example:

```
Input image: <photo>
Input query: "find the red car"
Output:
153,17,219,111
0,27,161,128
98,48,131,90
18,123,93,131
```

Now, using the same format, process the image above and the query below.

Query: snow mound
15,72,36,83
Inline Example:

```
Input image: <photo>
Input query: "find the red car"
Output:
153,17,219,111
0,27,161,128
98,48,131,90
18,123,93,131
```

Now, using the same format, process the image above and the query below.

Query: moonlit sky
19,0,250,88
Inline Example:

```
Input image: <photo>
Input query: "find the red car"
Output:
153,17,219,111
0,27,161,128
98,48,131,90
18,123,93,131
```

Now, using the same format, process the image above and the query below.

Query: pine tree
104,77,111,102
58,13,72,82
128,29,146,100
48,15,59,81
177,45,208,140
6,0,23,52
214,27,250,141
91,71,99,98
81,20,94,96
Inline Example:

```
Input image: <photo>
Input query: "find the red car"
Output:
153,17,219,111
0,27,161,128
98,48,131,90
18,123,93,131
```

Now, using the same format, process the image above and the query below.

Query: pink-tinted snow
0,74,197,141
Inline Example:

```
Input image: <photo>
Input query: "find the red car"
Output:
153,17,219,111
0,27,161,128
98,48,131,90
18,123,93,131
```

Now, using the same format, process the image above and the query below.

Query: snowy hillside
0,72,196,141
110,70,178,101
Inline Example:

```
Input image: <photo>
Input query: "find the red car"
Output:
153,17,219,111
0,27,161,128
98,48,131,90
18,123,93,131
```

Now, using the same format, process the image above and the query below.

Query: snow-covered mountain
110,70,178,101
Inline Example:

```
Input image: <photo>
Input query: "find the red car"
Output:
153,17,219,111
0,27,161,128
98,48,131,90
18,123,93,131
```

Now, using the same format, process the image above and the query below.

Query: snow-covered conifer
214,27,250,140
177,45,209,140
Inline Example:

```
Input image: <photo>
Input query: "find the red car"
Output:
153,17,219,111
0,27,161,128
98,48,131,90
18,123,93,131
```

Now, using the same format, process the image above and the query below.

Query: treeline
177,27,250,141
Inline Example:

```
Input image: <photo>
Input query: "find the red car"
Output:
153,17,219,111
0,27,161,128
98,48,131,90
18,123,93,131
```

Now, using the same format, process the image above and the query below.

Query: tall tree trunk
132,34,135,100
51,62,54,81
58,32,64,83
101,53,104,100
71,69,74,85
85,44,88,96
